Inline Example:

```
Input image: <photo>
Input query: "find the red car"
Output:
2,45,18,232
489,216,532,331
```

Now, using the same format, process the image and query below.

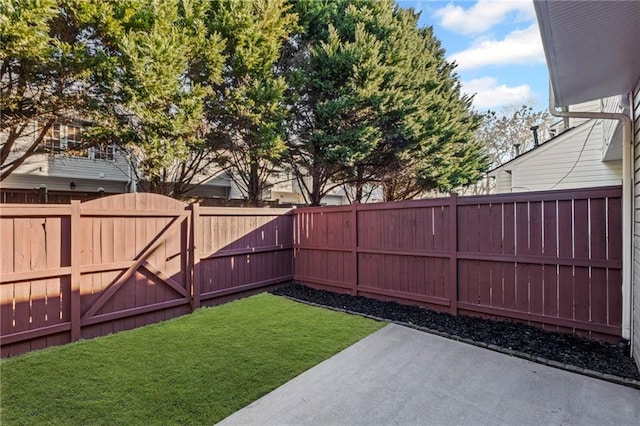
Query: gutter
548,85,634,346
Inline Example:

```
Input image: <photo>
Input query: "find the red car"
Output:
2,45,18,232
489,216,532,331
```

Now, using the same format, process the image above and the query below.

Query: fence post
191,203,201,311
292,209,298,282
449,193,458,316
70,200,81,341
351,202,359,296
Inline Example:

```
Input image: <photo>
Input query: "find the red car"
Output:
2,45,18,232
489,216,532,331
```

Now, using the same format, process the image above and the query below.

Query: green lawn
0,293,384,425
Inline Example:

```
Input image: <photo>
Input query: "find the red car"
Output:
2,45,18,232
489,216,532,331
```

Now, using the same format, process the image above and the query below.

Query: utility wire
550,120,598,190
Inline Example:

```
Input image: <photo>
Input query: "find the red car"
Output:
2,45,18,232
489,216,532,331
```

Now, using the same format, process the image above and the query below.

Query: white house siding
1,174,128,194
568,99,601,127
601,95,623,114
493,120,622,193
601,96,625,161
632,80,640,367
1,129,131,193
495,170,512,193
14,153,129,181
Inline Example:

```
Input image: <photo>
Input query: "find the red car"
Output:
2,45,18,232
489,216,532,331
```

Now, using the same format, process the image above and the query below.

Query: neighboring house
1,121,133,198
269,171,348,206
0,120,348,205
533,0,640,368
489,98,624,193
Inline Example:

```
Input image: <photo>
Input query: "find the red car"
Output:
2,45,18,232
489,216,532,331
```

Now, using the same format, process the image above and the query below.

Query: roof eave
533,0,640,107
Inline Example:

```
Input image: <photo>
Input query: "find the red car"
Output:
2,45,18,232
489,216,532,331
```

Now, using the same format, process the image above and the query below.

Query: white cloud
434,0,535,35
449,24,544,70
462,77,534,109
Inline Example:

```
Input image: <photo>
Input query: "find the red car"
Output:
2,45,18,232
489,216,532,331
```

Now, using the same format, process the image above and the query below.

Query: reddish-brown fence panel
356,201,452,310
1,194,295,357
0,205,72,356
456,187,623,337
293,206,355,293
294,186,623,340
194,207,293,307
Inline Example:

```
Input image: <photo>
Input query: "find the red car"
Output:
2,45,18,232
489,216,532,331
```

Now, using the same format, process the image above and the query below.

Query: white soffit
534,0,640,107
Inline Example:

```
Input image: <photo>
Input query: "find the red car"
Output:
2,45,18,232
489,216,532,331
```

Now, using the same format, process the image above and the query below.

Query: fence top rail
197,207,294,216
294,186,622,213
80,208,191,218
457,185,622,205
355,198,451,211
0,204,72,217
294,198,452,213
294,205,352,214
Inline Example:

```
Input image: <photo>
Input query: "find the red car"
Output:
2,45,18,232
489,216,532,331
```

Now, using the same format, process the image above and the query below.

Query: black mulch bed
272,283,640,382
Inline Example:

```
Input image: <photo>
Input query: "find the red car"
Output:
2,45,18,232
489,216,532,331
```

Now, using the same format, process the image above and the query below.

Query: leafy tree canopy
0,0,97,180
283,0,487,205
206,0,298,204
2,0,489,205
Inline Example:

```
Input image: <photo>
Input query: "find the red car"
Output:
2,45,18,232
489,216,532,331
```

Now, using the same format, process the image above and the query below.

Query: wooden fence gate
0,193,293,357
75,194,193,341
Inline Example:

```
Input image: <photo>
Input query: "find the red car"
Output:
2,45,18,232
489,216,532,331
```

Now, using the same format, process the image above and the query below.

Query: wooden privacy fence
294,186,623,339
0,193,293,357
0,186,624,356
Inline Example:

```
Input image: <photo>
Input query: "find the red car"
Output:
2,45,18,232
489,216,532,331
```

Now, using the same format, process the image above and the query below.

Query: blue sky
396,0,549,112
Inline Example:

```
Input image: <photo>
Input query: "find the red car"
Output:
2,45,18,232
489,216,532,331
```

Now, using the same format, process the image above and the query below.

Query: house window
40,122,115,161
89,145,116,161
43,122,83,152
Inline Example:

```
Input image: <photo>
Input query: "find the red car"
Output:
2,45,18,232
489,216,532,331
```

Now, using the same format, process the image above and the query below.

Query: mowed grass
0,293,384,425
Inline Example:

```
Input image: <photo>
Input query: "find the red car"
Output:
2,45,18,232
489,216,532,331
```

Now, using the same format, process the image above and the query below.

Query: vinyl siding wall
495,170,512,193
494,120,622,193
601,96,624,161
632,79,640,368
568,99,601,127
1,128,131,192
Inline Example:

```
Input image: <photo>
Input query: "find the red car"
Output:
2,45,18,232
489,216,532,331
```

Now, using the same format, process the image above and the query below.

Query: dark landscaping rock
272,283,640,381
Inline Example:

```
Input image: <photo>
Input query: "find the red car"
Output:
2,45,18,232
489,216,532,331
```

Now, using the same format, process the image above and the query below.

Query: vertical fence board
543,201,559,325
573,199,590,323
44,217,63,346
133,215,146,329
515,202,529,312
100,197,115,334
109,196,125,332
122,195,137,330
13,219,31,350
591,268,608,325
557,199,574,322
528,202,543,315
191,203,201,310
29,218,47,341
590,198,607,260
478,205,491,305
608,269,623,326
70,201,81,342
489,203,503,308
608,196,622,261
433,206,444,251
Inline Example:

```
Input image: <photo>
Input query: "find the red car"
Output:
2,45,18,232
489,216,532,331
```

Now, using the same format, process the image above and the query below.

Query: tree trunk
354,166,365,203
246,159,261,207
1,121,53,181
309,168,324,206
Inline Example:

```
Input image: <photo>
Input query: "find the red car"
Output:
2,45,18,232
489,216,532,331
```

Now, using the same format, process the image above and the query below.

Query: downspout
549,85,634,346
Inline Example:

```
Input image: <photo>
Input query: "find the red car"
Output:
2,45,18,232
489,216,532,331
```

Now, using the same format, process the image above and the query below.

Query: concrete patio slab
219,324,640,426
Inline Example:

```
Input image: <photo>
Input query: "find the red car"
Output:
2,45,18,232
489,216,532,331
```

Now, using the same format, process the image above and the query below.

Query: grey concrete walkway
219,324,640,426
